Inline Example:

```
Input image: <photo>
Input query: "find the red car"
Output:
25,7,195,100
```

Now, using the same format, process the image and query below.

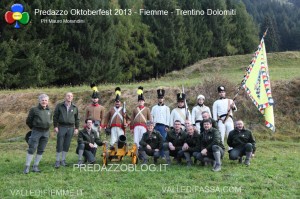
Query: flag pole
222,29,269,123
235,28,269,99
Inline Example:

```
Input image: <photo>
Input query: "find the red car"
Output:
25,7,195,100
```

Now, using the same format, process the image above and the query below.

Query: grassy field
0,134,299,199
0,51,299,198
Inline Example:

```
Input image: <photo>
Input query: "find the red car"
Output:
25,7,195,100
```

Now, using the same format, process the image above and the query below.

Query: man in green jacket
77,119,104,165
163,120,187,165
178,125,200,167
139,121,163,164
53,92,80,168
227,120,256,166
193,119,225,172
24,94,52,174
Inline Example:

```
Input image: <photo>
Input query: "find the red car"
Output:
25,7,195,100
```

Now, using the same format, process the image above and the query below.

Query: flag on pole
242,36,275,132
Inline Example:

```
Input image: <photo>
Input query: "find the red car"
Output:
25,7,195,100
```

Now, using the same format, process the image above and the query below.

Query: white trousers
110,127,124,146
195,123,201,134
92,124,100,137
134,126,147,148
218,117,234,144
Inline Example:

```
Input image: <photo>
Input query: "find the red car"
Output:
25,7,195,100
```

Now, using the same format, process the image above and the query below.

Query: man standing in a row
191,94,211,133
54,92,80,168
130,86,151,148
104,87,130,149
213,86,237,144
170,92,191,131
85,84,105,137
24,94,52,174
151,88,170,157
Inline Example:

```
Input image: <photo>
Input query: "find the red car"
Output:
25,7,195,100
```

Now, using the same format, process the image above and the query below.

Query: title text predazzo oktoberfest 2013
34,8,236,16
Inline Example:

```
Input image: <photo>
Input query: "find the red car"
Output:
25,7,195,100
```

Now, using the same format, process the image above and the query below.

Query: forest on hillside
0,0,299,88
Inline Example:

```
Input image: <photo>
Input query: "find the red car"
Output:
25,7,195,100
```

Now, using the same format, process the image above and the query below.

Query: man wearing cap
227,120,256,166
170,93,191,131
24,94,52,174
178,125,200,166
104,87,130,148
77,119,105,165
139,121,163,164
191,94,211,133
200,111,218,133
85,84,105,137
212,86,237,144
193,119,225,172
130,86,152,148
53,92,80,168
163,120,187,165
151,88,170,157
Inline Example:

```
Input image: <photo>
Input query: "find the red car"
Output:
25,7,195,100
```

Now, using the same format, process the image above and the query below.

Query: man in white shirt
151,88,171,157
212,86,237,144
170,92,191,131
191,94,211,133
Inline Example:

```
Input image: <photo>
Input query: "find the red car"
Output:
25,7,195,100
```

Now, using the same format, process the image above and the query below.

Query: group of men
23,85,256,173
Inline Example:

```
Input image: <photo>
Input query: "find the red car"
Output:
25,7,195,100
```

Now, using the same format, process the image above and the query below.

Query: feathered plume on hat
217,86,225,92
90,83,99,98
177,92,186,102
115,87,121,101
137,86,144,101
157,87,165,98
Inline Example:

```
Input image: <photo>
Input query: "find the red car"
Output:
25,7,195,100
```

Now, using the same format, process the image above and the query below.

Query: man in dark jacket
24,94,52,174
178,125,200,166
139,121,163,164
77,119,105,165
200,111,218,133
53,92,80,168
227,120,256,166
193,119,225,172
163,120,187,165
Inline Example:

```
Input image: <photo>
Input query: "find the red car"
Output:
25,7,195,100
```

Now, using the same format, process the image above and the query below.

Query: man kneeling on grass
76,119,105,166
178,125,200,167
139,121,163,164
163,120,187,165
193,119,225,172
227,120,256,166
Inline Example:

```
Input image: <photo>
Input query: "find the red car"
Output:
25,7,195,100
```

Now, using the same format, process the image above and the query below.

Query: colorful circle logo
5,4,30,29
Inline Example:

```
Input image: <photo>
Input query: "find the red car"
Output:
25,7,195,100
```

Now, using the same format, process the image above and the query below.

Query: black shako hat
217,86,225,93
157,88,165,98
177,92,186,102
